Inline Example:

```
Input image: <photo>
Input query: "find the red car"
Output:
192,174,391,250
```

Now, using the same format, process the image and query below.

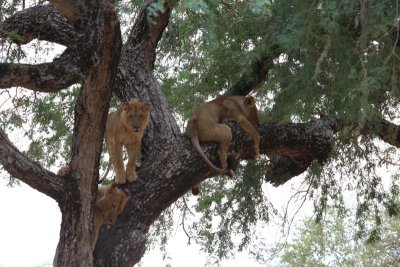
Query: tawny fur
92,183,131,250
184,95,260,194
104,98,150,184
56,166,131,252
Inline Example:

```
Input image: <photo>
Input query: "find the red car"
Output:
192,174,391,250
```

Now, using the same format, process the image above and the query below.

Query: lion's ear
245,96,256,106
110,181,118,189
121,102,129,112
142,103,151,112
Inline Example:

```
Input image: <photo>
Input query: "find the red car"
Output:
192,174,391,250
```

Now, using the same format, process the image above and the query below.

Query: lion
56,166,131,251
104,98,151,184
184,95,260,194
92,182,131,250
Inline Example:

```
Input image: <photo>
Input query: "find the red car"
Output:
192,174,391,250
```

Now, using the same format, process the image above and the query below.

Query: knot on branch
261,117,337,186
265,155,312,186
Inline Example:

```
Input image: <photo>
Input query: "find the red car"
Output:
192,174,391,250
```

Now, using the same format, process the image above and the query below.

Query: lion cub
105,98,150,184
92,182,130,250
185,96,260,194
56,166,131,251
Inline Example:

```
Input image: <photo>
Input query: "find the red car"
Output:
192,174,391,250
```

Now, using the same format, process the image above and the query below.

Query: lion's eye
129,115,133,119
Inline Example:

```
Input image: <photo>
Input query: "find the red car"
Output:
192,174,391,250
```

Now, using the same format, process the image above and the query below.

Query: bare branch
0,128,66,201
265,117,400,186
0,5,78,47
123,0,174,70
0,48,82,92
360,117,400,148
226,44,281,96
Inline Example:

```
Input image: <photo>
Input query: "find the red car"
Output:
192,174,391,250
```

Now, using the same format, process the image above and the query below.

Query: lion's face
96,184,131,224
245,96,260,127
121,98,151,133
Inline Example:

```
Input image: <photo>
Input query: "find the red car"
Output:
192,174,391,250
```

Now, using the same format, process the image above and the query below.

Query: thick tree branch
0,128,65,201
357,117,400,148
0,48,83,92
124,0,174,70
114,0,180,158
51,1,122,266
0,5,78,47
260,116,400,186
265,155,312,187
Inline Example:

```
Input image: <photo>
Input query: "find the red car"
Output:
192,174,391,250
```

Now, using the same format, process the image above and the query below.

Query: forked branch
0,128,66,201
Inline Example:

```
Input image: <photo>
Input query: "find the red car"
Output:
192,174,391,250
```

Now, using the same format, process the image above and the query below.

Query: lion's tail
190,135,228,174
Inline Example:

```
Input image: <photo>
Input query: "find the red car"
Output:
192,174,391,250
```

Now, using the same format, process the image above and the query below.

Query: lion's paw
126,170,138,183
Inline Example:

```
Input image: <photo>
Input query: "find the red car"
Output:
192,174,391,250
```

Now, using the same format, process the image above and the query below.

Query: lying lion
185,95,260,194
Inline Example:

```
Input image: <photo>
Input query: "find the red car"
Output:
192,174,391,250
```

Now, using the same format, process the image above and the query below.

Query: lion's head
121,98,151,133
244,96,260,127
96,183,131,224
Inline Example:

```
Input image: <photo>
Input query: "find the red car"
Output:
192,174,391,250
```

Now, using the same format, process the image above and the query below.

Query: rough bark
0,5,83,91
0,49,82,91
0,5,77,46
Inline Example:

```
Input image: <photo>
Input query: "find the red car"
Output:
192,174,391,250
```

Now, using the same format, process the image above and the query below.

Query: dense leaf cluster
275,208,400,267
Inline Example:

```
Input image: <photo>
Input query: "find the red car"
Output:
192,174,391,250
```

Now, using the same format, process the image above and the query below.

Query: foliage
270,207,400,267
195,161,272,255
0,87,78,168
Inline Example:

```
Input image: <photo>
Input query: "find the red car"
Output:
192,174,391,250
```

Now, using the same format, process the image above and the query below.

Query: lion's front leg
109,142,126,184
236,116,260,158
126,142,140,182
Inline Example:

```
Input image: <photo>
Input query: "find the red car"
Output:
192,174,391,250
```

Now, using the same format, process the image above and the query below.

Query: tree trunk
51,1,122,266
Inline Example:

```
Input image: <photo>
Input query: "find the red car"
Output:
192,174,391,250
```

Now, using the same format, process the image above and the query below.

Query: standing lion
104,98,150,184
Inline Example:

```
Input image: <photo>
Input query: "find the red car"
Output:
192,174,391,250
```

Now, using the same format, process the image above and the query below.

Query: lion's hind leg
108,142,126,184
198,123,232,171
125,142,140,182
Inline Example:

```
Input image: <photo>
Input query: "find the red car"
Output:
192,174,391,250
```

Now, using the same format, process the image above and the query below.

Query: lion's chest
117,131,141,146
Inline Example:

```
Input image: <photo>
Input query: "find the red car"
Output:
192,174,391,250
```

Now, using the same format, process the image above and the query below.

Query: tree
274,208,400,267
0,0,400,266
